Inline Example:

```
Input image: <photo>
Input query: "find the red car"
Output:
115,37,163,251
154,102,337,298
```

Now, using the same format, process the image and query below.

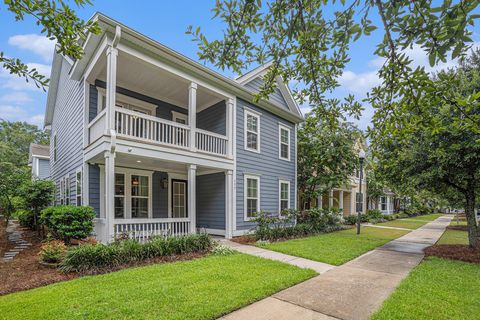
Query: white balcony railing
114,218,191,242
88,109,106,143
195,128,228,156
115,107,190,149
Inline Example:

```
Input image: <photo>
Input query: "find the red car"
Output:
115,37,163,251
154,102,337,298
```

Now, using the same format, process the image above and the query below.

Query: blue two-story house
44,13,303,243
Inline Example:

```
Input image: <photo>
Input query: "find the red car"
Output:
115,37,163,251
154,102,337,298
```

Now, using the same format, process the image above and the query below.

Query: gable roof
29,143,50,164
45,13,303,127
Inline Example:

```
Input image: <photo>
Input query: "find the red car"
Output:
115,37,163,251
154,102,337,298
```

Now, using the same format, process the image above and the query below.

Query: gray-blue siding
196,173,225,230
38,159,50,179
235,98,296,230
89,164,100,217
197,101,226,135
50,56,84,205
243,77,289,110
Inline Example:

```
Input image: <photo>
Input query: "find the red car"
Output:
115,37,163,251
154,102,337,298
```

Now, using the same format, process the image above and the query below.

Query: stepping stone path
2,220,32,262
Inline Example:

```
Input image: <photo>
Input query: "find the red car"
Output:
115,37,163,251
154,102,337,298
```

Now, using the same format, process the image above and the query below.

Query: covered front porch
318,188,354,216
88,151,234,243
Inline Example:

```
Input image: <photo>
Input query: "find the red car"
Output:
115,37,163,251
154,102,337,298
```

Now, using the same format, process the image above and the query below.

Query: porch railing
195,128,228,156
115,107,190,149
114,218,191,242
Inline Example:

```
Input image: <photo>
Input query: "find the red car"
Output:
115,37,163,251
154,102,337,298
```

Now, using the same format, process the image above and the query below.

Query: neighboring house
44,13,303,243
368,189,396,215
316,168,367,217
28,144,50,179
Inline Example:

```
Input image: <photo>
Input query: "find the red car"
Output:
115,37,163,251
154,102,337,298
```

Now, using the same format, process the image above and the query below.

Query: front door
171,179,188,218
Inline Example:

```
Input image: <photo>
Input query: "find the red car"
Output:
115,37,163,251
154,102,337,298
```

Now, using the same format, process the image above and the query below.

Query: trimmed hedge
61,233,213,273
40,206,95,244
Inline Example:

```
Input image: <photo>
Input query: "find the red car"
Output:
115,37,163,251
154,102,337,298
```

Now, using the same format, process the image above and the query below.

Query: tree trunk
465,185,479,248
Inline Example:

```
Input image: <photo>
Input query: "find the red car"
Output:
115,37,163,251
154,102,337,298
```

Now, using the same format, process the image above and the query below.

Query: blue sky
0,1,478,130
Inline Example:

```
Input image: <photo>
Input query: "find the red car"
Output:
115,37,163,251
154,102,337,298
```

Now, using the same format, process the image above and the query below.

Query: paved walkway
2,220,32,263
362,224,413,231
220,239,335,274
220,215,453,320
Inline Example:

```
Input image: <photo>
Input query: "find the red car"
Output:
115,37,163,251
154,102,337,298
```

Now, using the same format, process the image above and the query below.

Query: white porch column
317,194,323,209
188,164,197,233
188,83,197,152
226,98,234,159
225,170,234,239
104,151,115,242
105,46,118,134
339,190,344,213
329,190,334,208
386,196,391,214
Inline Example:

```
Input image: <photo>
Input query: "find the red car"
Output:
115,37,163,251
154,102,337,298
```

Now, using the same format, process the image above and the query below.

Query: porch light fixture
136,160,142,163
357,149,366,235
161,178,168,189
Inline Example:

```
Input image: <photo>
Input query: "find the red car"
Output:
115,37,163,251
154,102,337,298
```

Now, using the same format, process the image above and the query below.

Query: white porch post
188,164,197,233
329,190,334,208
225,170,234,239
189,83,197,152
317,194,323,209
386,196,391,214
226,98,234,159
104,151,115,242
339,190,344,213
105,46,118,134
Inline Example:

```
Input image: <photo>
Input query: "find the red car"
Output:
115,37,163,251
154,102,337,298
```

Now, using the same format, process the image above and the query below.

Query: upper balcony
84,36,234,161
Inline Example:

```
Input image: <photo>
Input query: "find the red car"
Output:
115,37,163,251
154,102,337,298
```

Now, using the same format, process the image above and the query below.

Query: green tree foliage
0,120,49,166
20,179,55,230
0,163,29,225
1,0,100,90
188,0,479,128
298,109,360,209
372,49,480,247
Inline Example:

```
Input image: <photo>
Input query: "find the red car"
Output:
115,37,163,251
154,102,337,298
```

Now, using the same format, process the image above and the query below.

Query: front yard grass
259,227,409,266
437,229,468,245
371,257,480,320
0,253,316,320
375,213,445,230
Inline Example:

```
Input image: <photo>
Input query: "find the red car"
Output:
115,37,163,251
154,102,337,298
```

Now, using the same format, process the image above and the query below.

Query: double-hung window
245,109,260,152
75,169,82,206
245,175,260,220
279,124,290,160
279,180,290,214
65,175,70,205
381,196,387,211
53,132,57,162
356,192,363,213
59,179,64,205
131,175,149,218
114,173,125,219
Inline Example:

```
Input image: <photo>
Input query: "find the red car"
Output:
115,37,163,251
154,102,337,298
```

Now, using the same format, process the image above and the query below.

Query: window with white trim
75,168,82,206
279,125,290,160
245,175,260,219
279,180,290,214
59,179,64,205
64,174,70,205
381,196,387,211
114,173,125,219
245,110,260,152
53,132,57,162
131,175,149,218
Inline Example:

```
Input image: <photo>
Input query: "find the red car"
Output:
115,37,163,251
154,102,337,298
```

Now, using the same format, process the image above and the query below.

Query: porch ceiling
89,152,225,175
88,49,224,110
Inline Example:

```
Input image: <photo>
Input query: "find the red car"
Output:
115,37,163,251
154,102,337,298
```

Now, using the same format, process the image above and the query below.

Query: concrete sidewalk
220,215,452,320
220,239,335,274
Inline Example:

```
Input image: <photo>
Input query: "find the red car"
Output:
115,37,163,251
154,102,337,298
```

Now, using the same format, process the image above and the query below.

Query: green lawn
376,213,445,230
372,257,480,320
0,253,316,320
437,229,469,245
259,227,409,266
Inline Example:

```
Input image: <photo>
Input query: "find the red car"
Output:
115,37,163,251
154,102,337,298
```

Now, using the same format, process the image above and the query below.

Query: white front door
171,179,187,218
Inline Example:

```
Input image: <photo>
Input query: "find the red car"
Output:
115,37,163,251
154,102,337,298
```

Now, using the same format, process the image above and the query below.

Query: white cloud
8,34,56,62
0,62,51,91
0,105,44,127
0,92,32,105
337,70,381,97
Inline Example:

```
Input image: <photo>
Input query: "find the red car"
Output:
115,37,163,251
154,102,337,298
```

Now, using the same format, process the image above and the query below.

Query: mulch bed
231,235,256,245
0,219,206,295
425,244,480,265
446,225,469,231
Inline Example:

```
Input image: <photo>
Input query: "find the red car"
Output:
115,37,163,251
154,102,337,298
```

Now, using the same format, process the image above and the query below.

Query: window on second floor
279,124,290,160
245,109,260,152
